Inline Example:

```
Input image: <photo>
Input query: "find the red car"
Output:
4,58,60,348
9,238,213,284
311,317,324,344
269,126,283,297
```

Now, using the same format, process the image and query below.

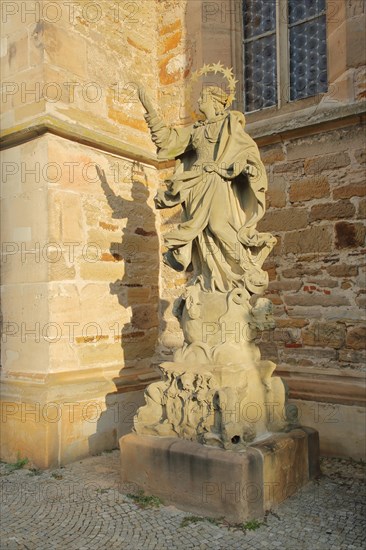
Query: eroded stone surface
134,361,289,449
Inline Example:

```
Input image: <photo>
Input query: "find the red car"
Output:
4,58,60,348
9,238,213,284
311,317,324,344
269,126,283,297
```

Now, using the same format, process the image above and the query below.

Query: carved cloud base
119,428,320,523
134,361,294,449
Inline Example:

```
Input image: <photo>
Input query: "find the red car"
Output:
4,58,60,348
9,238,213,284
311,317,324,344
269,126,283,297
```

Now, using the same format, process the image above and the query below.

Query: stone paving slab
0,452,365,550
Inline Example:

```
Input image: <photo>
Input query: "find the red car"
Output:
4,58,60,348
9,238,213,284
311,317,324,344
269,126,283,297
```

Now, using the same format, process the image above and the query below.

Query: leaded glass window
243,0,277,112
289,0,327,100
243,0,328,112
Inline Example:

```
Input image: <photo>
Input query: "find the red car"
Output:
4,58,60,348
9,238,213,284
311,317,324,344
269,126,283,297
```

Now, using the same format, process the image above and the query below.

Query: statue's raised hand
138,85,156,115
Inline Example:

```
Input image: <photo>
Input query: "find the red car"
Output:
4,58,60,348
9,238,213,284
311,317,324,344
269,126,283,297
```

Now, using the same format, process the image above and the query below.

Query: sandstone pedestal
120,427,319,523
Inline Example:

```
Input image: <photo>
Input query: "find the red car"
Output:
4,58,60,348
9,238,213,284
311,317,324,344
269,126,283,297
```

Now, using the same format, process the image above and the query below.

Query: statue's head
207,86,229,110
198,86,229,118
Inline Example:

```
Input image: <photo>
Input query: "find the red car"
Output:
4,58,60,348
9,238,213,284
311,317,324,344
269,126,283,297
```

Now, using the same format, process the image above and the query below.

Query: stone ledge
120,428,319,523
246,101,366,146
0,364,159,396
0,115,174,170
276,366,366,406
3,106,364,160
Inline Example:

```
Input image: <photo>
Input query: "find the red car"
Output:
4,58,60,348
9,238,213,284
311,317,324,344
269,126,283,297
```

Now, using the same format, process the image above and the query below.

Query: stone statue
133,73,296,448
138,85,276,293
138,83,277,366
121,71,318,521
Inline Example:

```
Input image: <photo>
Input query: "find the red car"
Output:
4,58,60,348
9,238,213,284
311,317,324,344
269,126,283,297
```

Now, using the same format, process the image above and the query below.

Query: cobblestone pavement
1,452,365,550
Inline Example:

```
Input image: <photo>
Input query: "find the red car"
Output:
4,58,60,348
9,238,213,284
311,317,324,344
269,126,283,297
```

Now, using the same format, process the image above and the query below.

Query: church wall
1,0,162,467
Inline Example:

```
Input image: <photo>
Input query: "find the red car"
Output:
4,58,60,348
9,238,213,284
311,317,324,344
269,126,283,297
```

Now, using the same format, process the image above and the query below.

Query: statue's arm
138,86,192,160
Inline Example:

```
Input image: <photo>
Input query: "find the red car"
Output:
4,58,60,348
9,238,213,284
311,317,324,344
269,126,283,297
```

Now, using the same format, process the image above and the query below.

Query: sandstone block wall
257,126,365,372
1,0,162,467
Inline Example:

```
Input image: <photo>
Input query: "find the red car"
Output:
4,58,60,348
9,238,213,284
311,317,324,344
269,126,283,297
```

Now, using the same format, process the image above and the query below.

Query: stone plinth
120,427,319,523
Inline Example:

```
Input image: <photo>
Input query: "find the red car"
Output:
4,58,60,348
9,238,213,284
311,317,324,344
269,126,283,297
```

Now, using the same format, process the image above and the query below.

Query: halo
184,62,238,121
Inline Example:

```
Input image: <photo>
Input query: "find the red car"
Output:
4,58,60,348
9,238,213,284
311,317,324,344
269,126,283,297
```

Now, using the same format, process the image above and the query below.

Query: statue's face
197,92,216,118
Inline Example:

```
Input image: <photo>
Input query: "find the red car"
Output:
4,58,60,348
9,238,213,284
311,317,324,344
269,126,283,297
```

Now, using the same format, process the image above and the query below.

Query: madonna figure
138,85,275,296
126,78,297,452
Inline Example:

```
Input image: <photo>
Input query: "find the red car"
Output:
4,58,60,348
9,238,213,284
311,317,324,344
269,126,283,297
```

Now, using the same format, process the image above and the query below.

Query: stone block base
120,427,319,523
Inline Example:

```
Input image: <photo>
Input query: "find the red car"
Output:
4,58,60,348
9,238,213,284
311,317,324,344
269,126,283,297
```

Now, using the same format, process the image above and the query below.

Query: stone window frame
234,0,356,130
242,0,328,113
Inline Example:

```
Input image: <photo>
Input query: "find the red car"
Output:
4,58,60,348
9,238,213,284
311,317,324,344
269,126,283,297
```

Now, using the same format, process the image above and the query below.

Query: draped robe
145,110,275,294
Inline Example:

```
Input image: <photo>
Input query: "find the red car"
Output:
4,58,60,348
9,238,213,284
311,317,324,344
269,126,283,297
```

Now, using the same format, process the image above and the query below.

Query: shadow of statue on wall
89,162,169,454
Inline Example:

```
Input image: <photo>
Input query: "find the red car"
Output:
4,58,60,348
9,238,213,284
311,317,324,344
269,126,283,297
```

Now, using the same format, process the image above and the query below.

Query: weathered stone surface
281,346,337,362
258,208,308,232
273,160,304,174
335,222,366,248
283,226,332,254
127,34,153,54
346,12,366,68
268,280,303,292
305,277,338,288
354,148,366,164
48,254,76,281
356,293,366,308
254,430,311,510
302,322,346,349
289,176,329,203
339,348,366,364
134,361,288,447
120,429,318,522
326,264,359,277
45,24,88,78
333,183,366,199
304,152,351,174
346,325,366,350
78,342,125,366
258,342,279,361
276,318,309,329
310,200,355,221
293,400,366,459
131,304,159,330
282,265,321,278
260,144,285,164
341,280,352,289
357,198,366,219
2,30,28,77
285,293,350,307
121,330,157,361
121,433,263,523
267,175,286,208
285,128,365,162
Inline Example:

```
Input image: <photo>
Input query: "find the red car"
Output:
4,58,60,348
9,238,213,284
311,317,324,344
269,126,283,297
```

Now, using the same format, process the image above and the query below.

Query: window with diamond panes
243,0,328,113
289,0,327,100
243,0,277,112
